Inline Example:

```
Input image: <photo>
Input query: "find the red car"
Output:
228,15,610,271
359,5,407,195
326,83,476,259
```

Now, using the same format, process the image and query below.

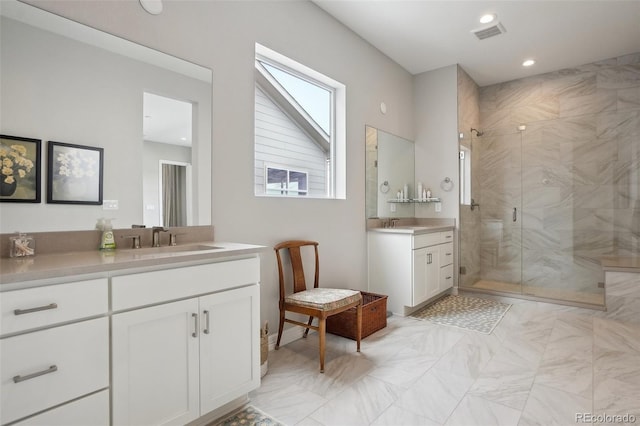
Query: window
254,43,345,199
265,165,308,196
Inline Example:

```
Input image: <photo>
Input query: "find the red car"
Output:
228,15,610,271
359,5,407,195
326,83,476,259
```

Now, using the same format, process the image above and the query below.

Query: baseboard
267,325,305,350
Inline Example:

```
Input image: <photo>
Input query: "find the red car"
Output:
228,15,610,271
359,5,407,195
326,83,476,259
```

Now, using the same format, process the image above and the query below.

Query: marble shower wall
457,66,481,288
477,52,640,298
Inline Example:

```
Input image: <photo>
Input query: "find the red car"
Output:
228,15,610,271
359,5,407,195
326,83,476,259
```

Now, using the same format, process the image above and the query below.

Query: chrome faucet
152,226,169,247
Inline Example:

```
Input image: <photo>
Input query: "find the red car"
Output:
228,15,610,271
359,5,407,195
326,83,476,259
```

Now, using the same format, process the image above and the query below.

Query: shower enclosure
459,125,606,307
456,54,640,308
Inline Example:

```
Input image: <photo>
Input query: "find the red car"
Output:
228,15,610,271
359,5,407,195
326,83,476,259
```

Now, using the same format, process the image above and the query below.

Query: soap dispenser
99,218,116,250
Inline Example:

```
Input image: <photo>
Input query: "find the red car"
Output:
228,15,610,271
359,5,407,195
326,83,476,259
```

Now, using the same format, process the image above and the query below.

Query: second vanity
368,220,455,316
0,236,265,426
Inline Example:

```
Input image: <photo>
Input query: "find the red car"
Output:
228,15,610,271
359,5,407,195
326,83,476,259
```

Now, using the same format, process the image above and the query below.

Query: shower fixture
470,128,484,137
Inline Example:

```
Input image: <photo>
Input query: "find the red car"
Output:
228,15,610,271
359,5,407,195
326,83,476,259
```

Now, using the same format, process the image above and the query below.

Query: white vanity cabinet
368,229,454,315
0,279,109,426
111,257,261,426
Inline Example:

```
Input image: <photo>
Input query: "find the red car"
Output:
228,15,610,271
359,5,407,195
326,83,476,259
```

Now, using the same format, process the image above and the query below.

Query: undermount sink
124,244,225,258
149,244,224,253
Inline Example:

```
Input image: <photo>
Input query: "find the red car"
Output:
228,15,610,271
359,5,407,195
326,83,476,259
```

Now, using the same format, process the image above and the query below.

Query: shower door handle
513,207,517,222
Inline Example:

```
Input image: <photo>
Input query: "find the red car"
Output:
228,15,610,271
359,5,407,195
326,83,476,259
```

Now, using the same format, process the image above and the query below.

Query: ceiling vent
472,22,507,40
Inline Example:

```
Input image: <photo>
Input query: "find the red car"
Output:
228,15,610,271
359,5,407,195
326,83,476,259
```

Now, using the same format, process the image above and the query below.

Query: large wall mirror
0,0,212,232
365,126,414,219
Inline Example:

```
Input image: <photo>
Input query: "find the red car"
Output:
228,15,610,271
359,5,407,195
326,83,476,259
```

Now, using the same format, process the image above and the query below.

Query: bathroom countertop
368,225,454,235
0,242,267,287
600,256,640,273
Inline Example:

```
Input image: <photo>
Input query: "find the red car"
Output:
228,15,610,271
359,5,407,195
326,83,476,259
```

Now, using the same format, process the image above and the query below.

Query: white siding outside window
254,87,327,196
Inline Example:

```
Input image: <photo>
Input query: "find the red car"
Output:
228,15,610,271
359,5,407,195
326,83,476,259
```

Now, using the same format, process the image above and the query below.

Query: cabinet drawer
1,318,109,425
1,279,108,336
112,256,260,311
413,232,441,249
14,390,109,426
441,231,454,243
440,264,454,291
439,243,454,267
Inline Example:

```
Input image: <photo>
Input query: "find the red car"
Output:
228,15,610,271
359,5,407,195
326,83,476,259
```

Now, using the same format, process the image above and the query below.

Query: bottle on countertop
98,218,116,250
426,188,432,199
417,182,423,201
403,184,409,201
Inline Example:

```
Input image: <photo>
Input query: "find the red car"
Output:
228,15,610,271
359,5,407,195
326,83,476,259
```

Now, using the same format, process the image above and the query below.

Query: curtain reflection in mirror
162,163,187,226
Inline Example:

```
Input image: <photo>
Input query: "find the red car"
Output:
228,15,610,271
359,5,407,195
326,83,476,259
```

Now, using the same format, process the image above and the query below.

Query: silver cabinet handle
13,365,58,383
513,207,517,222
203,310,210,334
427,253,432,264
14,303,58,316
192,313,198,338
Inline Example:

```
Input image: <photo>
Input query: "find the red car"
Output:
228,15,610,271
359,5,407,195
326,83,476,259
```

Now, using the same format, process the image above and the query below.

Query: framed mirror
365,126,415,219
0,0,212,232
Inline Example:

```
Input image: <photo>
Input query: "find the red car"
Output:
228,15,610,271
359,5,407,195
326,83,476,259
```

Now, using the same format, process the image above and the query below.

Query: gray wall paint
413,65,460,221
25,0,415,335
0,15,211,232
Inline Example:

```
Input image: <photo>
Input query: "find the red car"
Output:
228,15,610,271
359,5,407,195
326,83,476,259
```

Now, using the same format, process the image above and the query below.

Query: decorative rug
214,405,284,426
410,295,511,334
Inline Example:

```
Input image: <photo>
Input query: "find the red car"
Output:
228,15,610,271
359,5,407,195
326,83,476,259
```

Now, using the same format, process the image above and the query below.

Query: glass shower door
476,129,523,294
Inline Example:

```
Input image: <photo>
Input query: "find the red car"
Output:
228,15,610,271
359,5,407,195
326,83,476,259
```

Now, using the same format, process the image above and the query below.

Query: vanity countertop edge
0,242,267,287
367,225,454,235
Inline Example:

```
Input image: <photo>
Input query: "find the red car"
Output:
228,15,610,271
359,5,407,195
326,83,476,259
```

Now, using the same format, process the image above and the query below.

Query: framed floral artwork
47,141,103,205
0,134,42,203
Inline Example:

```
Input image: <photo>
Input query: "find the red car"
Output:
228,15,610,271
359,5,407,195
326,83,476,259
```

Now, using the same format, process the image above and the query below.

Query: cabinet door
112,299,200,426
413,248,430,305
199,285,260,414
413,248,440,305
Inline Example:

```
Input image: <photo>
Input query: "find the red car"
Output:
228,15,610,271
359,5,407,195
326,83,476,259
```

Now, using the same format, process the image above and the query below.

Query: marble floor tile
394,369,475,423
469,359,536,410
594,349,640,416
308,376,404,426
370,404,441,426
519,383,592,426
445,395,522,426
367,346,440,388
249,383,327,426
249,293,640,426
594,317,640,354
434,331,501,379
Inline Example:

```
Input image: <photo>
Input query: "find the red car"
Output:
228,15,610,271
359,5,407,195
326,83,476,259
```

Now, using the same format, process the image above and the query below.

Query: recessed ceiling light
180,137,187,141
479,14,496,24
522,59,536,67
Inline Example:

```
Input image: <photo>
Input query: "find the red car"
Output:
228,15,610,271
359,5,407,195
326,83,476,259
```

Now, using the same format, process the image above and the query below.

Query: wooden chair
274,240,362,373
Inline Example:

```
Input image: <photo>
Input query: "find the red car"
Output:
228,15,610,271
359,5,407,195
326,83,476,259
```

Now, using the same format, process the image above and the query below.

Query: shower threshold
465,279,605,309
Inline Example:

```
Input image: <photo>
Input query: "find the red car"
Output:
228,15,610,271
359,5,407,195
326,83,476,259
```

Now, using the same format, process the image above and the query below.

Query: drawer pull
446,276,452,280
13,365,58,383
445,235,452,239
14,303,58,316
203,310,210,334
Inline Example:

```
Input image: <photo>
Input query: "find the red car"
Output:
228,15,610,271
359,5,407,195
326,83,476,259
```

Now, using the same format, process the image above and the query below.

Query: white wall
25,0,415,337
413,65,459,222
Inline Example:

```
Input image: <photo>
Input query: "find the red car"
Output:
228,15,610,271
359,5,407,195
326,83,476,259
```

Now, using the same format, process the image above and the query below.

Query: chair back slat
274,240,319,296
288,246,307,293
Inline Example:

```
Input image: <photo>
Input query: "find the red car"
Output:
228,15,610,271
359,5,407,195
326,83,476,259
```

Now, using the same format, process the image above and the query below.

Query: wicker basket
326,291,387,340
